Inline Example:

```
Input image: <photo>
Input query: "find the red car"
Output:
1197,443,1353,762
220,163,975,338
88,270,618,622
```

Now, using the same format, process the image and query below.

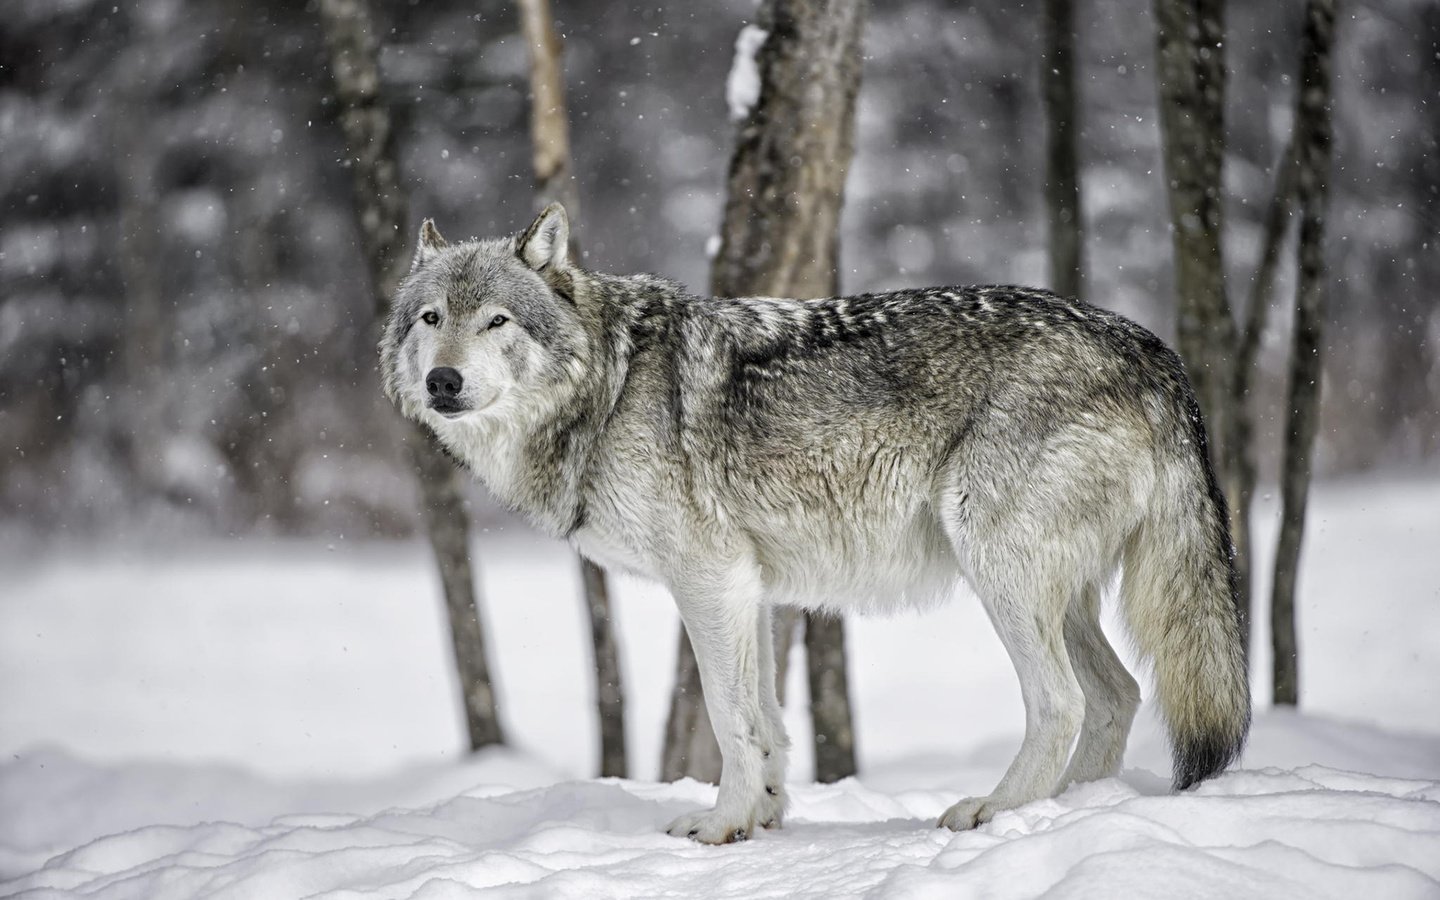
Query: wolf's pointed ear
516,203,570,272
410,219,448,273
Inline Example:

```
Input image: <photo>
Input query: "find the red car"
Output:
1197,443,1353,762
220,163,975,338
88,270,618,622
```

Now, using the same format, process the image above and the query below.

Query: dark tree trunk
113,38,167,487
518,0,628,779
1042,0,1084,300
412,439,504,748
1153,0,1236,466
804,613,856,782
661,630,723,783
317,0,503,750
579,558,627,777
1272,0,1340,708
1152,0,1245,640
663,0,866,785
708,0,867,297
1232,137,1299,657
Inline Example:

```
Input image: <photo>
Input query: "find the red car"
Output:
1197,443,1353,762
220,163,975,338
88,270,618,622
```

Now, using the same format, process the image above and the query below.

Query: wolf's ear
516,203,570,272
410,219,448,273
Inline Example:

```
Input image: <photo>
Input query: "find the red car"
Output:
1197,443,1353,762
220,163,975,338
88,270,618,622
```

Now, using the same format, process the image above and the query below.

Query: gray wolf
381,203,1251,844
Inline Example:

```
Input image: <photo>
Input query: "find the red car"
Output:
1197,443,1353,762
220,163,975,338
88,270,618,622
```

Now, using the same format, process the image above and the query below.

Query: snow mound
3,474,1438,895
4,758,1437,898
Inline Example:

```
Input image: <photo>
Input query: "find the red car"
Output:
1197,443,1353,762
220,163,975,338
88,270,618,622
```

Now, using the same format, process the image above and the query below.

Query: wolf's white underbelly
750,508,962,614
571,491,963,616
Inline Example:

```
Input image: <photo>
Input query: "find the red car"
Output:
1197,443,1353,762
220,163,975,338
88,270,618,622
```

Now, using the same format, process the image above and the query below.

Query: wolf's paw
757,782,786,830
937,795,1001,831
666,808,754,845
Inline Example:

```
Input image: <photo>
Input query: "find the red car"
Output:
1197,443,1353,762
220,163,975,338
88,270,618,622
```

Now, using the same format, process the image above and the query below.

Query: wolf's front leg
664,564,773,844
754,602,790,830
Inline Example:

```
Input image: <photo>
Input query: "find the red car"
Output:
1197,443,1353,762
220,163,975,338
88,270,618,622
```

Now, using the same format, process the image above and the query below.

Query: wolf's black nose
426,367,463,399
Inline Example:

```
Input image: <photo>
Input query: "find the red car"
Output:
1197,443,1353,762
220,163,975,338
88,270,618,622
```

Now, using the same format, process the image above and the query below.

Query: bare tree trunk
1153,0,1236,466
113,43,166,484
662,0,867,784
1153,0,1245,639
709,0,866,298
1231,138,1299,657
518,0,577,214
579,559,627,777
770,608,803,705
517,0,628,779
412,439,504,748
1272,0,1340,708
1042,0,1084,300
661,630,723,782
804,613,856,782
318,0,503,749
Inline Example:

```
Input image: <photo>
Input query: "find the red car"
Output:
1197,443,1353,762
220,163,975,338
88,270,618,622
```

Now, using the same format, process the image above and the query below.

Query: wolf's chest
570,525,659,579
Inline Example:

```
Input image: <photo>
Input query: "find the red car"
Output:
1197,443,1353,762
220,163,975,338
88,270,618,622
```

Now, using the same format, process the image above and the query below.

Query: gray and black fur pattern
381,204,1251,843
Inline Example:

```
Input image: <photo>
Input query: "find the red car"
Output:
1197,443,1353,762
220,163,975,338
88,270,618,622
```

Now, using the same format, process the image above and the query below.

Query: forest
2,0,1435,541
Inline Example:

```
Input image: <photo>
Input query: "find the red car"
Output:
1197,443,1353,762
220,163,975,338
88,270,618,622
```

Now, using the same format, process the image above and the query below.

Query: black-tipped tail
1174,715,1249,790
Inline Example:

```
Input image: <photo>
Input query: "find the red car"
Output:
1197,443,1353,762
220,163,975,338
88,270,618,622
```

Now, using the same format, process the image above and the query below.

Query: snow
725,25,769,122
4,750,1439,897
2,473,1439,896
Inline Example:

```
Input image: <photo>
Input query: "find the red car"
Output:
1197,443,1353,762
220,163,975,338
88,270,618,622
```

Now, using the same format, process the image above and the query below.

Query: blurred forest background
1,0,1437,544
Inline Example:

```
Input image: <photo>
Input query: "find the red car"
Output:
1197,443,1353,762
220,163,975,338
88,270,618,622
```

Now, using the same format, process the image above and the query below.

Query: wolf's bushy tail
1120,396,1250,790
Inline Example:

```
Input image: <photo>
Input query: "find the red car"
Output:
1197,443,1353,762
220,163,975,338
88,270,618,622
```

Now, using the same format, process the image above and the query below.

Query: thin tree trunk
579,559,627,777
770,607,803,705
804,613,855,782
517,0,628,779
661,630,723,783
317,0,503,749
412,439,504,748
663,0,867,784
1272,0,1340,708
518,0,576,213
113,40,166,484
1231,137,1299,656
1042,0,1084,300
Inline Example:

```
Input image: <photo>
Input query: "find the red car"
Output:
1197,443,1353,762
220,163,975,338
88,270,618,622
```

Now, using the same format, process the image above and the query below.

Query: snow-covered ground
2,474,1439,897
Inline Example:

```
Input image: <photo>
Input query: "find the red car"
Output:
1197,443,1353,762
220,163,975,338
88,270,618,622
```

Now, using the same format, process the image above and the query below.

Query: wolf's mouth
428,399,471,418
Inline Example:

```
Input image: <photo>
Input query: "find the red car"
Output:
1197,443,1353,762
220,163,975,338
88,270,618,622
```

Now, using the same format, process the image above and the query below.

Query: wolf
380,203,1251,844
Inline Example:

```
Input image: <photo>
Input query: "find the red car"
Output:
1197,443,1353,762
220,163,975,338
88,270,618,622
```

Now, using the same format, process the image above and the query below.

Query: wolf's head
380,204,590,431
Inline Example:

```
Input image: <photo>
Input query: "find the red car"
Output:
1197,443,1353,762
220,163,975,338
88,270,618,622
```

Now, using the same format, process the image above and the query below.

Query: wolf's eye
420,310,439,326
487,314,509,330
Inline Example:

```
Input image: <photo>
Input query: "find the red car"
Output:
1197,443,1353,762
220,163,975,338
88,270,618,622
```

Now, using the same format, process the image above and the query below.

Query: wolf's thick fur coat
381,205,1251,843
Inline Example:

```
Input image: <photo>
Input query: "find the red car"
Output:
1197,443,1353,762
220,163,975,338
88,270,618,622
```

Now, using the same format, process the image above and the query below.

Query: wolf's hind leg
939,568,1085,831
1058,584,1140,789
664,561,771,844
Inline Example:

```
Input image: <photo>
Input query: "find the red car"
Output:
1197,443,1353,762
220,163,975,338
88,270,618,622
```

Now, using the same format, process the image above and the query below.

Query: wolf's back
1119,386,1251,788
